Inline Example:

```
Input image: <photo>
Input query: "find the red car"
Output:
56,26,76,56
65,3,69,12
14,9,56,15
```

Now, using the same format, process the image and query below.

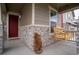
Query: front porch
0,3,79,55
3,40,76,55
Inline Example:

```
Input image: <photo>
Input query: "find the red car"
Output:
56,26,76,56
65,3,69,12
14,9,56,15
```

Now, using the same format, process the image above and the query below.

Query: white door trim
7,12,21,39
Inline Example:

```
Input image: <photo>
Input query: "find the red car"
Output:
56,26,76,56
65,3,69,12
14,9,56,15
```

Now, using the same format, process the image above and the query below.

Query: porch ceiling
50,3,79,12
50,3,68,9
6,3,25,13
6,3,79,13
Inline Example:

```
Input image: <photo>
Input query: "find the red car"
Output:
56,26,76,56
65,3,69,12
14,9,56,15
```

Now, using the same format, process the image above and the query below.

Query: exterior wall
0,4,7,38
19,25,53,50
1,4,7,28
0,4,1,24
20,4,32,26
0,4,2,53
35,3,49,25
19,4,54,50
1,4,7,40
0,3,7,53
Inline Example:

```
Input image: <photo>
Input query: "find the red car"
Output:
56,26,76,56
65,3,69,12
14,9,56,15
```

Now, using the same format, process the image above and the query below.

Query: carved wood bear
34,32,43,54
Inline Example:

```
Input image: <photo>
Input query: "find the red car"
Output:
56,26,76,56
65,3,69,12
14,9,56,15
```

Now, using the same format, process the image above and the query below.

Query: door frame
7,12,21,39
48,5,58,33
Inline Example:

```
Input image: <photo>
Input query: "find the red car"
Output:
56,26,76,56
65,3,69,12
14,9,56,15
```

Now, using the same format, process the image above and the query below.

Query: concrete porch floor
2,39,77,55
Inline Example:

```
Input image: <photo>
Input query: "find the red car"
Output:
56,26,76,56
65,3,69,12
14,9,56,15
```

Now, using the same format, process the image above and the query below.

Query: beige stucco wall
35,3,49,25
20,4,32,26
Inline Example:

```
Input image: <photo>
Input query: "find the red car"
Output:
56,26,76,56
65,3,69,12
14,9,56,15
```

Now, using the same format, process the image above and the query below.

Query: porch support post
32,3,35,25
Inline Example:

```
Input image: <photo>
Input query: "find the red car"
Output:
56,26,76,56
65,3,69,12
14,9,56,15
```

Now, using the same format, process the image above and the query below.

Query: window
50,10,57,33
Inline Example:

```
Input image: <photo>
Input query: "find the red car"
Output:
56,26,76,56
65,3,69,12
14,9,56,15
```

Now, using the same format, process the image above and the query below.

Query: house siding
0,4,7,53
0,4,1,23
35,3,49,25
19,4,54,51
20,4,32,26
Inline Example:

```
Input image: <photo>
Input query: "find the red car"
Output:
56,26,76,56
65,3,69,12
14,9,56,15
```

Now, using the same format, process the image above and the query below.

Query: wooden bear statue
34,32,43,54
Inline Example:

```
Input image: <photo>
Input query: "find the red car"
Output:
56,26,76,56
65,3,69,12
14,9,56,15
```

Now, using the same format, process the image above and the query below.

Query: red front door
9,15,19,38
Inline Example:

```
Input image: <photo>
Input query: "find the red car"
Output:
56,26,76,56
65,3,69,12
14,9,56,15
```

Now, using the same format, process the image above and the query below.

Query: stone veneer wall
19,25,53,50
